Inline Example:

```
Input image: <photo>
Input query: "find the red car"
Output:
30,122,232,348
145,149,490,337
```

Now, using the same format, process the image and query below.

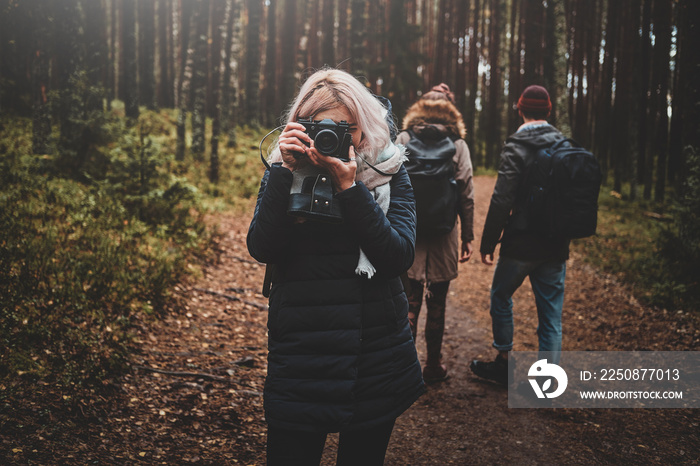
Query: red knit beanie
517,85,552,115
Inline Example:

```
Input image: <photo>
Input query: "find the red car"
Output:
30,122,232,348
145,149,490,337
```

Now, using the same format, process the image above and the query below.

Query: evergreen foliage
0,111,210,387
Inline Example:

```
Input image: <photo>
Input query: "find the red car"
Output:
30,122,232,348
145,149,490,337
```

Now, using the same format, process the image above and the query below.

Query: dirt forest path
110,175,700,465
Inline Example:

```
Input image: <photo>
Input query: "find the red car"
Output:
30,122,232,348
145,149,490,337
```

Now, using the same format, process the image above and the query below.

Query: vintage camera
297,118,353,160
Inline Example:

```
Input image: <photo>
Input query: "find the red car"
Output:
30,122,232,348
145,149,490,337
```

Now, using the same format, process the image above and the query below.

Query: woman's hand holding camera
279,122,357,192
279,122,311,171
305,144,357,192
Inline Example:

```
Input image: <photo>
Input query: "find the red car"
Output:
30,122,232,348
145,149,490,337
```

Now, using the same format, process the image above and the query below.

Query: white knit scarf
353,143,407,278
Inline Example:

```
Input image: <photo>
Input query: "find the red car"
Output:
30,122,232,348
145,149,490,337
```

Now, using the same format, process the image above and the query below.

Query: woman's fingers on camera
282,124,311,144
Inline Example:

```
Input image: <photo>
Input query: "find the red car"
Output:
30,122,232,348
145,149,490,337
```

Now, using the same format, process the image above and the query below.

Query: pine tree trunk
337,0,349,66
594,0,616,184
123,0,139,119
652,0,673,203
466,0,480,154
506,0,520,137
308,0,320,69
522,0,542,85
668,3,685,190
454,0,468,116
280,0,297,112
191,0,210,157
31,9,52,155
551,0,570,136
638,0,652,188
221,0,240,147
56,0,88,175
485,0,502,168
108,0,117,105
244,0,262,126
211,0,233,183
681,0,700,154
612,0,641,195
321,0,335,67
350,0,368,77
157,0,173,108
176,0,196,161
139,0,156,110
263,0,278,126
85,0,107,112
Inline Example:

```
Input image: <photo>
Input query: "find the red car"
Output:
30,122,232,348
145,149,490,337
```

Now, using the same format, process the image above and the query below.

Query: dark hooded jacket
480,123,570,261
247,164,425,433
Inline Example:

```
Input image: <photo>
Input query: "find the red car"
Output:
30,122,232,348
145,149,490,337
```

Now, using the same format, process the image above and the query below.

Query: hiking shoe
470,357,508,385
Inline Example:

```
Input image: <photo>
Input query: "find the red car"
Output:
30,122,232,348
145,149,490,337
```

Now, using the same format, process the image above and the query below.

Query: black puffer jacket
481,124,570,261
247,164,425,433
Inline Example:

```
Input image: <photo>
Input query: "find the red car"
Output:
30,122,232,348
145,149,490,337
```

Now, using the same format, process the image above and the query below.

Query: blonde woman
247,68,425,465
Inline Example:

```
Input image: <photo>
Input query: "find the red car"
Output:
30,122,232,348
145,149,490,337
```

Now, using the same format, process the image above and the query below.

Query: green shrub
0,113,209,387
575,163,700,312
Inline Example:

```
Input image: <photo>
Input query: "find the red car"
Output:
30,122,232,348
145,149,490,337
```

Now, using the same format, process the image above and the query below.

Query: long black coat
247,164,425,433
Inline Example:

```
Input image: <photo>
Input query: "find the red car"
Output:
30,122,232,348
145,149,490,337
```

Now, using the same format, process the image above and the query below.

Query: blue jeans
490,256,566,363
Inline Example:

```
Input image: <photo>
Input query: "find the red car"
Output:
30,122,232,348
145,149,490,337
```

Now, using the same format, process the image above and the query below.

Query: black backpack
524,138,602,239
404,129,459,237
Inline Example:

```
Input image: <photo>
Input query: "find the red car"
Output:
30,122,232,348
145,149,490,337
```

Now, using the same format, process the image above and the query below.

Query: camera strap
258,126,285,170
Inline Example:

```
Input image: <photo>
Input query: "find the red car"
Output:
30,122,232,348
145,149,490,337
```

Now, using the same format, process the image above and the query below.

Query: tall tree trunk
31,7,52,155
56,0,88,175
244,0,262,125
139,0,156,110
594,0,616,183
321,0,335,67
550,0,570,135
667,1,685,190
280,0,297,113
191,0,210,156
680,0,700,163
117,0,126,103
263,0,277,126
466,0,480,154
507,0,521,137
223,0,242,147
307,0,320,69
638,0,652,188
522,0,543,85
212,0,234,183
612,0,641,195
485,0,502,168
85,0,107,112
337,0,349,67
123,0,139,119
652,0,673,203
108,0,117,105
433,0,447,84
350,0,368,77
175,0,196,161
454,0,468,117
157,0,173,108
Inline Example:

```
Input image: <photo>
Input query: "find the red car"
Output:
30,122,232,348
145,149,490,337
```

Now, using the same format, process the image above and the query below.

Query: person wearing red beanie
471,84,568,385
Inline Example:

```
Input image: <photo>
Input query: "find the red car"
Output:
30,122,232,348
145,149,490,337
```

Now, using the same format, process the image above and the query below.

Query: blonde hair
272,68,392,168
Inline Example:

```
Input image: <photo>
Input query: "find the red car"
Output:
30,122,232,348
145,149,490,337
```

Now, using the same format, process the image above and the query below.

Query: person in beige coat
395,84,475,382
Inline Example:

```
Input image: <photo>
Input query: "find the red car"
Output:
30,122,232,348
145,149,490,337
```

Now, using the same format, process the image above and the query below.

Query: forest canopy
1,0,698,203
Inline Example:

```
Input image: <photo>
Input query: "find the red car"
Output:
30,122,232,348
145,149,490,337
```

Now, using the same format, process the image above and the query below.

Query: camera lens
314,129,339,156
